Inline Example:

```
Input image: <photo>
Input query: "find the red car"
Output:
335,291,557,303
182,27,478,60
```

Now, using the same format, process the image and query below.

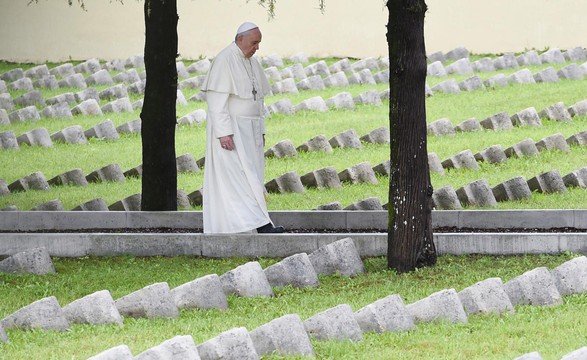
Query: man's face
237,28,262,58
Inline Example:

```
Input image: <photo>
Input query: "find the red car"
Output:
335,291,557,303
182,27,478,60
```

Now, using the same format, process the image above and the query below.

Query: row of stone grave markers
2,241,586,359
1,89,585,153
427,46,587,65
1,124,585,211
1,47,586,121
427,47,587,76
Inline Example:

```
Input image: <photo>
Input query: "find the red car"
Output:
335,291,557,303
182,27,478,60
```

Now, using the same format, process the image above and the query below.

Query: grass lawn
1,254,586,359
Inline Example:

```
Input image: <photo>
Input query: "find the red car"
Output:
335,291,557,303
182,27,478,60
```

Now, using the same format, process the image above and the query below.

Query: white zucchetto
236,22,259,35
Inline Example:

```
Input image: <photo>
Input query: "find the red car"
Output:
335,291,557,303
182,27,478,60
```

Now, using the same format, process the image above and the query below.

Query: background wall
0,0,585,63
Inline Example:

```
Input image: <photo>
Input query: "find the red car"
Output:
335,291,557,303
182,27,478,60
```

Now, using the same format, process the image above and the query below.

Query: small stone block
31,199,64,211
264,253,319,288
563,167,587,188
511,107,542,127
560,347,587,360
474,145,507,164
220,261,273,298
338,162,378,184
115,282,179,319
265,139,297,158
0,247,55,275
480,112,513,131
550,256,587,296
86,163,126,183
441,149,480,170
536,133,571,153
456,179,498,207
344,197,383,211
527,170,567,194
492,176,532,202
432,186,462,210
304,304,363,341
108,193,141,211
427,118,455,136
87,345,134,360
329,129,362,149
171,274,228,310
504,138,539,158
265,171,304,194
308,237,364,277
354,294,415,333
513,352,543,360
62,290,123,326
297,134,333,153
504,267,563,306
428,153,445,175
48,168,88,187
72,198,109,211
406,288,468,324
458,277,514,315
250,314,315,357
135,335,200,360
197,327,258,360
539,102,572,122
1,296,69,331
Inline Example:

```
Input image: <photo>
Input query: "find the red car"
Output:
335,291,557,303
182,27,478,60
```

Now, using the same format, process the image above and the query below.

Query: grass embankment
1,55,586,210
1,254,586,359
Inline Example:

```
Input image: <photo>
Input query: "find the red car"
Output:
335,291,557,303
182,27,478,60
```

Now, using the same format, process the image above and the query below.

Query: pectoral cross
252,87,257,101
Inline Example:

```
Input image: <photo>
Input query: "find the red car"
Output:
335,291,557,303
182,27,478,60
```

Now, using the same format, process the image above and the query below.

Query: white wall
0,0,585,63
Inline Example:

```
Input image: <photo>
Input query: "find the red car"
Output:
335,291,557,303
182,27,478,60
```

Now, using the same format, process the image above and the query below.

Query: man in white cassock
201,22,285,234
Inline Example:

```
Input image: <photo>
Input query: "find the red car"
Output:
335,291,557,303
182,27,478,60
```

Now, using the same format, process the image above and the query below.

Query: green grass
1,56,586,210
0,254,585,359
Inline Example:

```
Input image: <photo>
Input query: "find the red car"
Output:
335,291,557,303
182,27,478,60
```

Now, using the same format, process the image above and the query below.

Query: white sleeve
206,91,233,138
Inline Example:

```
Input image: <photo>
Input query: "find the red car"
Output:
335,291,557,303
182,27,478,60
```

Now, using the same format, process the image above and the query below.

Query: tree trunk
386,0,437,273
140,0,178,211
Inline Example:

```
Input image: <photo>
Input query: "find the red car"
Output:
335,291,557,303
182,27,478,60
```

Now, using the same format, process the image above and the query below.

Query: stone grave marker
305,60,330,77
508,69,535,84
568,99,587,117
533,67,560,83
329,129,362,149
428,153,445,175
72,99,103,116
445,47,469,60
72,198,109,211
0,323,7,343
127,79,146,95
14,90,45,107
427,118,455,136
304,304,363,342
563,47,587,62
116,119,142,134
289,52,309,64
99,84,128,101
0,247,55,275
326,92,355,110
406,288,468,324
33,75,59,90
562,167,587,188
527,170,566,194
84,119,120,140
0,130,19,150
265,139,297,158
329,58,352,74
296,75,325,91
550,256,587,296
74,58,102,74
480,112,513,130
1,296,69,331
187,58,211,74
540,48,565,64
115,282,179,319
459,75,485,91
432,186,462,210
265,171,304,194
297,134,333,153
8,171,49,192
250,314,314,357
472,57,495,72
354,294,415,334
344,197,383,211
492,176,532,202
108,194,141,211
474,144,507,164
504,267,563,306
88,345,134,360
427,51,446,64
272,78,299,94
0,179,9,196
560,347,587,360
48,168,88,187
516,50,541,66
558,63,584,80
441,149,479,170
264,253,319,289
9,77,34,91
171,274,228,310
504,138,539,158
63,290,123,326
8,106,41,123
308,237,364,277
41,102,73,118
86,163,126,183
300,166,342,189
1,68,24,82
373,70,389,83
456,179,498,207
431,79,460,94
535,133,570,153
361,127,389,144
176,153,199,173
51,125,87,144
458,277,514,316
539,102,572,121
135,335,199,360
31,199,64,211
483,74,509,88
220,261,273,298
427,61,447,76
315,202,343,210
295,96,328,112
493,53,518,69
511,107,542,127
323,72,350,88
446,58,473,75
353,89,382,106
268,98,295,115
101,97,133,113
455,118,481,132
0,93,15,111
85,69,114,86
338,162,378,184
197,327,258,360
75,88,100,102
58,73,87,88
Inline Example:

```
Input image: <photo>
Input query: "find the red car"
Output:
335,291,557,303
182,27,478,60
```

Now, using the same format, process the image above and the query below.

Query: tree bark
140,0,178,211
387,0,437,273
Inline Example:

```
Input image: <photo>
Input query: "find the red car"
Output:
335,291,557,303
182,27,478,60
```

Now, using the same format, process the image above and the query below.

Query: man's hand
219,135,235,151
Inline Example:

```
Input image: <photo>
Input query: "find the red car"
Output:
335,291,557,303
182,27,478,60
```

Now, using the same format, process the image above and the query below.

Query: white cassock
201,42,273,233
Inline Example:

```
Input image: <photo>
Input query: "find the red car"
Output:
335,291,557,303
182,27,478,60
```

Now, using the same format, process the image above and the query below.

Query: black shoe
257,223,285,233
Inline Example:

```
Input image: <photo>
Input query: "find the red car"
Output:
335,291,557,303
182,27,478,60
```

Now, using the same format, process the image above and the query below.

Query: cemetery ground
1,254,586,359
1,49,587,359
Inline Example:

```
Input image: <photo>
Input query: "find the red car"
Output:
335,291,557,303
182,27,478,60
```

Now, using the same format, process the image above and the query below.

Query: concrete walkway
1,210,586,258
